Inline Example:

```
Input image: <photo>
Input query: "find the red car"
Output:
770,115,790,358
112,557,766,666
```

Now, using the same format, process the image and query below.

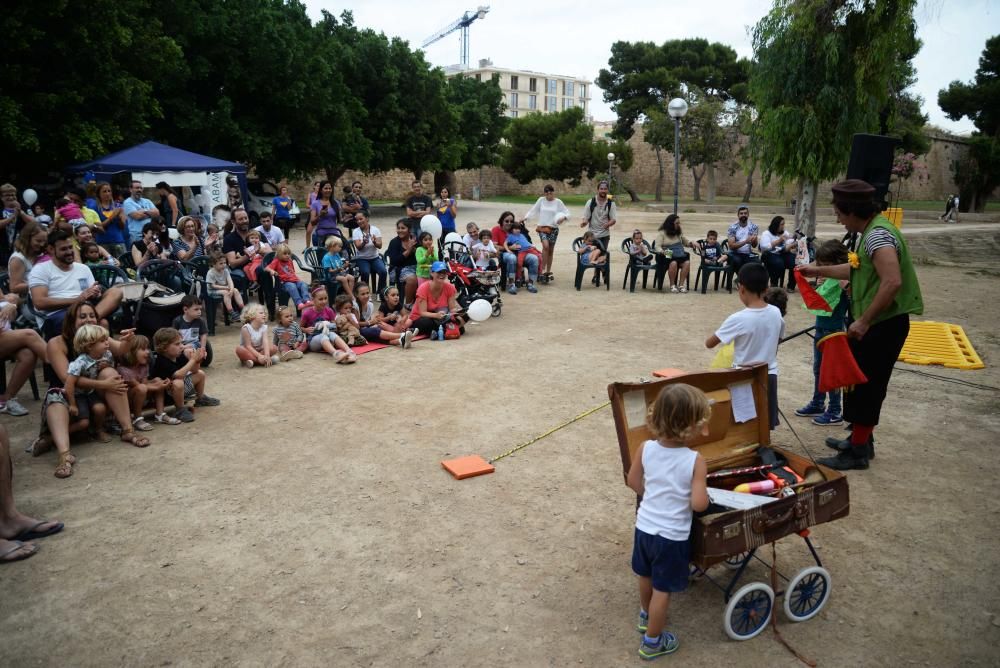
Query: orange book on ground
442,455,495,479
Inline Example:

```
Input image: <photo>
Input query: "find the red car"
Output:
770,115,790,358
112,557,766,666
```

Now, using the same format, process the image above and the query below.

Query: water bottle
437,324,445,341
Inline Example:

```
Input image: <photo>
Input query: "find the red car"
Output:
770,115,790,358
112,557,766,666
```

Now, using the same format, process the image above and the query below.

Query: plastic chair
693,239,734,294
651,241,693,292
620,239,656,292
572,237,610,291
258,252,319,319
186,256,230,335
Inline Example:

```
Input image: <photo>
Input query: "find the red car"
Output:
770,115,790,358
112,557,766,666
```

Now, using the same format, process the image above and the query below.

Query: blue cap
431,260,448,273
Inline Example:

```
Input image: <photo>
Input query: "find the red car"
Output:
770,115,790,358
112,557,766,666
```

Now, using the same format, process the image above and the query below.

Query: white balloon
467,299,492,322
420,215,442,240
443,232,464,246
22,189,38,206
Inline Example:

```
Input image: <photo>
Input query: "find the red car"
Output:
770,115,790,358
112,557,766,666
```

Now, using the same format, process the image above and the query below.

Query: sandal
30,435,53,458
54,452,74,479
120,430,151,448
92,430,113,444
132,416,154,432
154,412,181,425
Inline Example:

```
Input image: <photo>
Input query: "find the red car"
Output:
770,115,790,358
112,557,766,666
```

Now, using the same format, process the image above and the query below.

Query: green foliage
749,0,919,185
880,21,930,155
447,76,508,170
500,108,629,186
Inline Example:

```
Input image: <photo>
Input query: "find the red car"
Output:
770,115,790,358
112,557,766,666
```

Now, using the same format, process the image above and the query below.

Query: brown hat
830,179,875,204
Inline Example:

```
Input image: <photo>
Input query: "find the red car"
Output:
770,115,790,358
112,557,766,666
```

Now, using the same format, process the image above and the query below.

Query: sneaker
430,330,438,341
243,360,254,368
399,331,411,349
280,349,304,361
825,435,875,459
794,403,825,417
679,285,688,293
154,412,182,425
812,412,843,426
174,408,196,423
670,285,679,293
817,449,869,471
636,612,648,634
0,398,29,417
229,311,242,322
507,285,518,295
194,394,221,407
638,632,679,660
270,355,281,365
526,283,538,293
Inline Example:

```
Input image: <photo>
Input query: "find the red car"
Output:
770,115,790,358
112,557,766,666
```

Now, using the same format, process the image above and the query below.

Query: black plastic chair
186,256,230,335
572,237,610,291
693,239,734,294
620,239,656,292
652,241,693,292
258,251,319,319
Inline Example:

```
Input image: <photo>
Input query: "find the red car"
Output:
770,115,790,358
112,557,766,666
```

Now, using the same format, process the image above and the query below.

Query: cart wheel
723,552,750,570
783,566,831,622
723,582,774,641
491,303,502,317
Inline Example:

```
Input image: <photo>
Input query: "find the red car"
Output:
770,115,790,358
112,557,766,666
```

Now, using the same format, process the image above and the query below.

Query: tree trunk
707,163,717,204
742,163,755,202
626,187,641,203
413,169,424,182
691,165,706,201
797,180,818,237
325,166,346,184
793,180,805,229
654,147,664,201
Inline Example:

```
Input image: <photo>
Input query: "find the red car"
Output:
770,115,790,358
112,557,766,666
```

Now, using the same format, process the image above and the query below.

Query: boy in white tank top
626,384,711,660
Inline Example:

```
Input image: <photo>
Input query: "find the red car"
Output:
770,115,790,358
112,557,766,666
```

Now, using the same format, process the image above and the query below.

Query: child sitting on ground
272,305,307,361
415,231,437,286
578,231,607,266
206,252,244,322
378,286,411,334
116,334,176,428
626,383,710,660
794,239,849,427
701,230,727,267
300,287,357,363
172,294,209,368
471,229,499,270
627,229,655,264
235,304,278,368
321,236,355,297
333,294,367,346
354,284,410,348
705,263,784,429
265,243,312,312
152,327,218,424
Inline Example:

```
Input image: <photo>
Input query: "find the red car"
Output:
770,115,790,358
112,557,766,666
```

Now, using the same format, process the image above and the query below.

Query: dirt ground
1,201,999,667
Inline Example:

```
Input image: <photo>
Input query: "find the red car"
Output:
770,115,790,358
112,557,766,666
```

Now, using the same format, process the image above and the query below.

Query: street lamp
667,97,689,215
607,152,615,192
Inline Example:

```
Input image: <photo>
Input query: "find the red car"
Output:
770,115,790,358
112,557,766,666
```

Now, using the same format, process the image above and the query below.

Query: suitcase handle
752,501,806,534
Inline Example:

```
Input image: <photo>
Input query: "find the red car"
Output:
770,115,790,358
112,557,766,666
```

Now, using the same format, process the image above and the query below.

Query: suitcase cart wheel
723,552,750,570
723,582,774,641
783,566,831,622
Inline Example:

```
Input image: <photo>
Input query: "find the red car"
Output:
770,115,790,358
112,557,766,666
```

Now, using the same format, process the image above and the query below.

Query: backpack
443,321,461,340
587,195,613,220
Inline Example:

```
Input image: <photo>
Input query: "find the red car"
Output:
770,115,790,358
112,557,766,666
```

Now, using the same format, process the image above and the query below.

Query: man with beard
223,207,256,292
726,205,760,273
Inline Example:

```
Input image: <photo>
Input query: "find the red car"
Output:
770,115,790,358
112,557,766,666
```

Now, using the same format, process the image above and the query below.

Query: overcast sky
304,0,996,135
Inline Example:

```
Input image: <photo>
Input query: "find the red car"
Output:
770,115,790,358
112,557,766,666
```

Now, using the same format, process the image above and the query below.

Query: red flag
795,269,832,311
817,332,868,392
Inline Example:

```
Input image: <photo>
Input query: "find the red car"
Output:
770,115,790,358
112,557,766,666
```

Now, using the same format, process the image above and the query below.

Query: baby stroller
446,257,503,317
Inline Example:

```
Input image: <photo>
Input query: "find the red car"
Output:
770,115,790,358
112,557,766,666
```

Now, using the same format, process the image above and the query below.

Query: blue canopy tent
65,140,249,211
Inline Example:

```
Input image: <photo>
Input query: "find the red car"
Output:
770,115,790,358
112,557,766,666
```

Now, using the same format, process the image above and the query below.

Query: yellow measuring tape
488,401,611,464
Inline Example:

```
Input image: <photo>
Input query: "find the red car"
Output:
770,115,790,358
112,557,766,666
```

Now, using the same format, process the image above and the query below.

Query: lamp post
607,152,615,193
667,97,689,215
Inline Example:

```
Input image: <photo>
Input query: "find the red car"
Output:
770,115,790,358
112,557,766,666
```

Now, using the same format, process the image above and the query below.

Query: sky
304,0,997,135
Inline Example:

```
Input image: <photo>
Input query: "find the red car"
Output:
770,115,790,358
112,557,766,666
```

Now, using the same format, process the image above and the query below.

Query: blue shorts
631,528,690,593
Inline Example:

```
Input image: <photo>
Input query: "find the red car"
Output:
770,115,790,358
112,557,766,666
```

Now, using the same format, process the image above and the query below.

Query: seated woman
385,220,418,307
131,222,172,268
72,224,119,266
7,220,48,309
406,261,468,337
759,215,798,292
0,294,47,417
351,211,387,296
654,214,698,293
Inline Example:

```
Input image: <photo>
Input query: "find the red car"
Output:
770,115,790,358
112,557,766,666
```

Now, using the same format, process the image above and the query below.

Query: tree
750,0,919,236
500,107,631,187
446,75,508,171
598,38,749,200
1,0,183,182
881,23,930,156
938,35,1000,212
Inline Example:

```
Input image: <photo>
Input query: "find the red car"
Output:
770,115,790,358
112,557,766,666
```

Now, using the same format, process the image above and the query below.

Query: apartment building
447,59,591,120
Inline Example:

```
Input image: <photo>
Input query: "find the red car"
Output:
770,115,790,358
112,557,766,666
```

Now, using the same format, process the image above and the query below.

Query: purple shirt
310,199,341,237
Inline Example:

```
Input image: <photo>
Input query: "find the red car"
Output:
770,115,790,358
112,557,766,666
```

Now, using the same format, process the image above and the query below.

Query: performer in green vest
800,179,923,470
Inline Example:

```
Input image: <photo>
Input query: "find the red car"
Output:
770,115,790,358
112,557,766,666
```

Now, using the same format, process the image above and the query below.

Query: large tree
446,75,508,171
938,35,1000,212
598,38,749,200
750,0,919,236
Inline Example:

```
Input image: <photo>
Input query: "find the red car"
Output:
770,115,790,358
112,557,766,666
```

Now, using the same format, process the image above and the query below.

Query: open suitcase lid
607,364,771,481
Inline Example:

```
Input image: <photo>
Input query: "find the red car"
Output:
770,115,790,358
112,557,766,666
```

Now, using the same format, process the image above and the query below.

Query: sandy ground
1,201,999,667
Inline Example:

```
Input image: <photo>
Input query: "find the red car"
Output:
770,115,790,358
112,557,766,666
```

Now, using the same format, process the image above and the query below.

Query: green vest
850,215,923,324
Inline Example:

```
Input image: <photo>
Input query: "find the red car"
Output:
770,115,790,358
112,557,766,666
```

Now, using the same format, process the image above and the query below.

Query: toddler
322,236,355,297
300,287,357,363
80,242,104,266
355,284,410,348
235,304,278,368
378,286,410,333
705,263,785,429
627,229,655,264
794,240,849,426
55,197,86,228
63,324,115,425
471,229,498,270
626,383,710,660
243,229,267,281
701,230,727,266
272,305,307,361
415,231,437,285
116,334,176,428
578,231,607,266
206,253,244,322
265,243,312,311
204,223,222,255
333,294,368,346
152,327,218,422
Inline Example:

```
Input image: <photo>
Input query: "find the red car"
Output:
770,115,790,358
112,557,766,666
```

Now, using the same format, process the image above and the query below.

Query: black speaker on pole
846,133,900,210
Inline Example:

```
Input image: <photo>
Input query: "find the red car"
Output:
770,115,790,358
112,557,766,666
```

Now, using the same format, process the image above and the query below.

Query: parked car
245,179,302,231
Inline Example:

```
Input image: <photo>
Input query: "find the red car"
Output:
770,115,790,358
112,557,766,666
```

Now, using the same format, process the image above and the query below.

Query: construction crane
421,6,490,70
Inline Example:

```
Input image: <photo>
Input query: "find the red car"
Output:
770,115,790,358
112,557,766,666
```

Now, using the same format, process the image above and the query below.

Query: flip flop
14,521,64,542
0,540,39,564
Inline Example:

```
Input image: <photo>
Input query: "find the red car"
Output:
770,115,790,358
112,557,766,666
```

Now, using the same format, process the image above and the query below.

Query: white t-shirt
522,196,571,228
714,305,785,375
635,441,698,541
27,261,95,313
471,240,497,268
255,225,285,247
759,230,794,255
351,225,382,260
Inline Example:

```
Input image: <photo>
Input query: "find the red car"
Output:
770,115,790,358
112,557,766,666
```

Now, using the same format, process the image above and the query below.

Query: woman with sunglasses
520,184,569,283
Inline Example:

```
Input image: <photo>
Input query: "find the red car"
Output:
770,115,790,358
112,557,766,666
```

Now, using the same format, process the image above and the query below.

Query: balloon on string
420,215,442,240
467,299,492,322
22,189,38,206
443,232,464,246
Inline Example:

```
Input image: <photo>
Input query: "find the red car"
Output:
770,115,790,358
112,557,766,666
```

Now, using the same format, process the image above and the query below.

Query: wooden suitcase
608,363,850,570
